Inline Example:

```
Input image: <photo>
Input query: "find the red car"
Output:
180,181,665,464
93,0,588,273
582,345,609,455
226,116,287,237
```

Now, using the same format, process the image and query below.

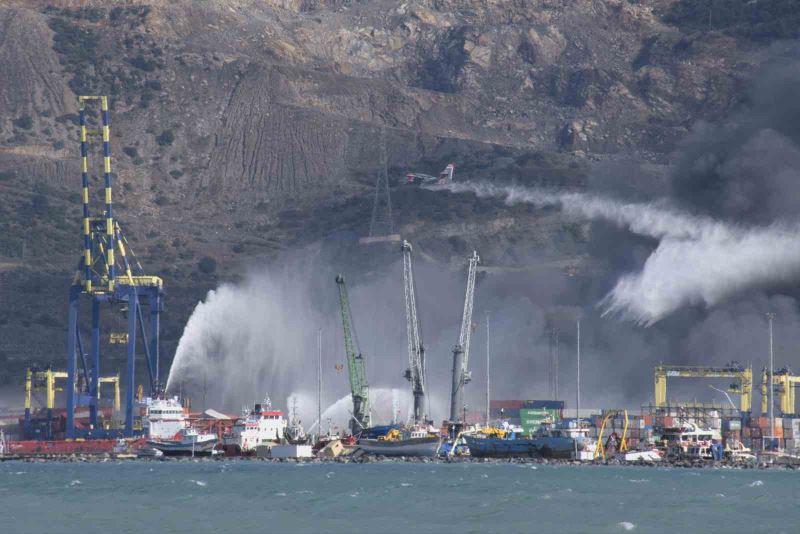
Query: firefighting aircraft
405,163,455,186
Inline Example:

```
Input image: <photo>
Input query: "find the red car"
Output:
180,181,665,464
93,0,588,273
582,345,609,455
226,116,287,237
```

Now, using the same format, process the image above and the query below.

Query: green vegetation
56,113,80,126
169,169,184,179
197,257,217,274
664,0,800,39
128,54,157,72
13,115,33,129
156,130,174,146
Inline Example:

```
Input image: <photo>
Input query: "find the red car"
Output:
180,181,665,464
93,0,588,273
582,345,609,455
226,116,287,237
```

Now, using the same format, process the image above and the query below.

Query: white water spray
165,265,328,407
445,182,800,325
304,388,412,433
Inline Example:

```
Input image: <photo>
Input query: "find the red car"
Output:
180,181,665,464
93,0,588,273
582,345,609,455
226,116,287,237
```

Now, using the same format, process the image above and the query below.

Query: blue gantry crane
65,95,163,438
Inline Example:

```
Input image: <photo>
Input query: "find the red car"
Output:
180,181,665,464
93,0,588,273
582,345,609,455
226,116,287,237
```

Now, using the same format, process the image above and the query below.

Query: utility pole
767,312,776,449
485,311,490,427
576,318,581,422
202,373,207,413
317,328,322,437
554,329,559,401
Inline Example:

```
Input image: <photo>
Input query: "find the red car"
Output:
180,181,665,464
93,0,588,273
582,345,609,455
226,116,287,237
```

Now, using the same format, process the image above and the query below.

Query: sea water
1,461,797,533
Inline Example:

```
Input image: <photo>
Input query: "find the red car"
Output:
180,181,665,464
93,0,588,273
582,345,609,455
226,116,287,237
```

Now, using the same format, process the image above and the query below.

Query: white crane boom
459,250,480,370
402,240,426,423
449,250,480,423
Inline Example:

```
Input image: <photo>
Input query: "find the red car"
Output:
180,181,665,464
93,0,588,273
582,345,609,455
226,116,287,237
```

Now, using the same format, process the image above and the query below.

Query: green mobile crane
335,274,371,435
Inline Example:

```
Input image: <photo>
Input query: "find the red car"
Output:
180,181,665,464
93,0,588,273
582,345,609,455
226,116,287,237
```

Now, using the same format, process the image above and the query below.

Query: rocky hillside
0,0,796,385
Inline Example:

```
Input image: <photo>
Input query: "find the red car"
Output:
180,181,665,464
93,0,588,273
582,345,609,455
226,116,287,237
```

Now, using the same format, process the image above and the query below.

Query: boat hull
5,439,144,457
464,435,580,459
148,437,218,456
358,437,442,457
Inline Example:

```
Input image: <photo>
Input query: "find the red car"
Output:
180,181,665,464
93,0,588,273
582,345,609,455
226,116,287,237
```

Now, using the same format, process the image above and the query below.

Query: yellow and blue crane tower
65,95,164,438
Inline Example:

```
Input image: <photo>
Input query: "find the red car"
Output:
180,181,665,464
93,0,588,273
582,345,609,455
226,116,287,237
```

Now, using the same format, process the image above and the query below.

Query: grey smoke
443,182,800,325
672,56,800,224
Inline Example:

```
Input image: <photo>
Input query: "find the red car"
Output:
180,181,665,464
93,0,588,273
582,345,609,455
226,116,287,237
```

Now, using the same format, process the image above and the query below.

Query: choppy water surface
1,461,797,534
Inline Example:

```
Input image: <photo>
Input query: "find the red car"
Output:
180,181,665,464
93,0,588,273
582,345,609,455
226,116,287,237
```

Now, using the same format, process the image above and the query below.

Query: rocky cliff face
0,0,795,383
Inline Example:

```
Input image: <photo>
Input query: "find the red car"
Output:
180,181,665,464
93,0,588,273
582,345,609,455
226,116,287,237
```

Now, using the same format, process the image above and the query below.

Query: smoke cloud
163,57,800,414
443,182,800,325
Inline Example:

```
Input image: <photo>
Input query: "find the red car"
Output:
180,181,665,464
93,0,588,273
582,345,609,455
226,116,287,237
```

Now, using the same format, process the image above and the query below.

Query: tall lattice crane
335,274,371,435
65,95,163,438
401,241,426,424
449,250,480,424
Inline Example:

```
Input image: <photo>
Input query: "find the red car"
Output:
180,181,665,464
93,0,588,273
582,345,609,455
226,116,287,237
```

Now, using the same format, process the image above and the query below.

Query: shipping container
723,419,742,431
523,400,565,411
490,408,519,419
519,408,560,433
490,400,526,411
791,419,800,438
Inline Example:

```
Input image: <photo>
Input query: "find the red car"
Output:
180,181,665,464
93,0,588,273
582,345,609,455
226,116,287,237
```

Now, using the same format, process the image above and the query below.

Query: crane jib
335,275,370,434
402,240,427,423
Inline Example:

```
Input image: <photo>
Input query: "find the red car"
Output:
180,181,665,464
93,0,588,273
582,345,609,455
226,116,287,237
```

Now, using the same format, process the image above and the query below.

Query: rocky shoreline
3,454,798,470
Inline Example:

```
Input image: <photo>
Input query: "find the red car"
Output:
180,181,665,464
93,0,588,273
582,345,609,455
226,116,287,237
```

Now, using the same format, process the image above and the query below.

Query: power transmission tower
363,127,400,243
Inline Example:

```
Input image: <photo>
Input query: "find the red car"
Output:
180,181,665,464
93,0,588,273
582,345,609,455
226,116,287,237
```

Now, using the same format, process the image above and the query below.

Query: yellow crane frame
655,364,752,413
760,368,800,416
25,369,121,413
594,409,629,460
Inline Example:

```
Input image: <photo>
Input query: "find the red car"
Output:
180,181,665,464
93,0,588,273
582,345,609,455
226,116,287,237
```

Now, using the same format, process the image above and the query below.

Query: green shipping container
519,408,560,433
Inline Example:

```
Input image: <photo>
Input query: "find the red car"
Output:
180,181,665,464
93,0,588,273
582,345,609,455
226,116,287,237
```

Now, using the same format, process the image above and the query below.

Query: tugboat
145,396,219,456
222,396,287,455
144,396,190,440
284,398,309,445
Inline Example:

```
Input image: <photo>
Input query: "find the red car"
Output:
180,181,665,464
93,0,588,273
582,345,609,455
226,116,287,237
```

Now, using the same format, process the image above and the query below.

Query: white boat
144,397,189,440
148,427,219,456
621,450,662,462
358,427,442,457
223,396,287,455
285,398,309,444
257,443,314,459
134,446,164,458
663,422,721,460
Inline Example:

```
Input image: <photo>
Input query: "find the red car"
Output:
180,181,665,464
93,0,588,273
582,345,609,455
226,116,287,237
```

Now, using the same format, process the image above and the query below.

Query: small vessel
134,446,164,459
285,398,309,445
662,422,722,460
222,396,287,455
144,396,190,440
148,427,218,456
358,426,443,457
257,443,314,459
464,420,590,459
